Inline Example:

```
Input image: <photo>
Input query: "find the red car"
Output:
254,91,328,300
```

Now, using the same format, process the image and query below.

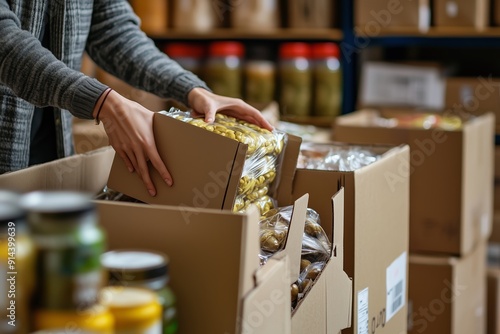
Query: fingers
148,148,173,187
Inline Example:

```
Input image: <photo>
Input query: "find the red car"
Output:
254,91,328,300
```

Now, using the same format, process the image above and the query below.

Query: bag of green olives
162,108,287,215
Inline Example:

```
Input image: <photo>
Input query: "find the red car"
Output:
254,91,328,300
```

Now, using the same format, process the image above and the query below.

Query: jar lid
0,202,25,223
279,43,311,59
101,250,169,283
20,191,94,215
311,43,340,59
209,41,245,57
164,43,205,59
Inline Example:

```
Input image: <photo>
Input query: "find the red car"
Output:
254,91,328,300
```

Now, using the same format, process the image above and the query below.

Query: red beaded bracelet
95,88,113,125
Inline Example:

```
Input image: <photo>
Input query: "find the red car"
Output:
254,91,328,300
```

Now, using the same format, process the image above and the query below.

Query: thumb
204,107,216,123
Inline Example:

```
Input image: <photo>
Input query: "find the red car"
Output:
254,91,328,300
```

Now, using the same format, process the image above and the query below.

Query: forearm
0,1,107,119
86,0,209,107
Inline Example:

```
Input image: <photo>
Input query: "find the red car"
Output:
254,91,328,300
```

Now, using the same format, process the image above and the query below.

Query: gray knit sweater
0,0,209,174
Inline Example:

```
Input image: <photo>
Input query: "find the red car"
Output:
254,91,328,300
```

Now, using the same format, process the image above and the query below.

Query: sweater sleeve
85,0,210,107
0,0,107,119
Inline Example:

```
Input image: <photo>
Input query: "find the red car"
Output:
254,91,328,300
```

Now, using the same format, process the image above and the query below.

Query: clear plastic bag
161,108,286,215
95,186,143,203
258,206,331,309
298,142,380,171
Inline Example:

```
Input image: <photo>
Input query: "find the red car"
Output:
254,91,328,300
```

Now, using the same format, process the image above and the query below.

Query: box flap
327,188,353,333
291,276,327,334
107,112,247,210
241,258,292,334
238,205,262,300
0,147,114,193
97,200,250,334
284,194,309,285
276,134,302,207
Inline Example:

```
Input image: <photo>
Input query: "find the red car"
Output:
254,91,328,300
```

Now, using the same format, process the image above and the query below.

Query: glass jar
205,42,244,98
244,60,276,107
231,0,280,30
278,43,312,117
130,0,169,35
0,191,35,334
100,287,162,334
20,191,106,310
33,305,114,334
164,43,205,79
101,250,178,334
311,43,342,118
171,0,218,31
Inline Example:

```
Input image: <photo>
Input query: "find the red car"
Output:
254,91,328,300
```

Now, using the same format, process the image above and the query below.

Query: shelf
147,28,343,41
362,27,500,38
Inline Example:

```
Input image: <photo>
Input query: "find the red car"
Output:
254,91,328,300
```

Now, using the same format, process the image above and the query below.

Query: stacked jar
311,43,342,118
101,250,177,334
164,43,205,79
244,46,276,108
204,42,245,98
278,43,312,117
21,191,113,334
0,191,35,334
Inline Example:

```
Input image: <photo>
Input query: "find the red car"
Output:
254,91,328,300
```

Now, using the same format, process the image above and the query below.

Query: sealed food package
161,108,287,215
298,142,381,171
257,206,331,308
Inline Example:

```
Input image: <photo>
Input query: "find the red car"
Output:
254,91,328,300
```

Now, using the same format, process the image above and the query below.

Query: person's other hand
94,89,172,196
187,88,274,131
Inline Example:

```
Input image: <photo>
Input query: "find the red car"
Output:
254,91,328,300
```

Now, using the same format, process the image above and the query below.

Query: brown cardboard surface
0,148,352,334
333,110,495,256
496,147,500,179
0,147,114,193
107,112,247,210
445,77,500,133
488,267,500,334
290,145,410,334
495,0,500,26
72,120,109,154
408,242,487,334
287,0,335,28
355,0,430,29
434,0,490,28
109,111,302,211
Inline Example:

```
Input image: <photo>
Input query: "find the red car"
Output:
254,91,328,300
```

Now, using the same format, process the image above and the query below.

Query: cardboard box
284,144,410,334
72,120,109,154
444,77,500,134
408,242,487,334
496,146,500,180
0,148,352,334
108,111,302,211
358,62,445,110
434,0,490,28
488,267,500,334
333,110,495,256
355,0,430,31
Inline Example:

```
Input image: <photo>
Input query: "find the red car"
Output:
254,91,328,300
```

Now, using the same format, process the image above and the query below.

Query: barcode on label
391,281,404,313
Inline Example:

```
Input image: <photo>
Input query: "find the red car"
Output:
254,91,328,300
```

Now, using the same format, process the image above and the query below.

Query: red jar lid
209,42,245,57
279,43,311,59
311,43,340,59
164,43,205,59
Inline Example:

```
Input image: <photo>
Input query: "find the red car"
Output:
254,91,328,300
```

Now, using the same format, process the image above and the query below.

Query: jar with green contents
20,191,106,310
0,191,35,334
312,43,342,118
278,43,312,117
205,42,244,98
244,60,276,107
101,250,178,334
164,43,205,79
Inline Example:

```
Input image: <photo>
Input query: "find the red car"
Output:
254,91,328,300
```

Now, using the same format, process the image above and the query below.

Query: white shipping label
357,288,369,334
386,252,407,322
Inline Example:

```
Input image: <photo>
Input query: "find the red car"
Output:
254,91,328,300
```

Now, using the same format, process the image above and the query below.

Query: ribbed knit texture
0,0,209,173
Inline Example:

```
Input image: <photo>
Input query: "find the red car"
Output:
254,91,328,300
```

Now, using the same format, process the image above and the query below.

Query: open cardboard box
279,143,410,334
0,147,352,334
408,241,487,334
107,111,302,211
333,109,494,256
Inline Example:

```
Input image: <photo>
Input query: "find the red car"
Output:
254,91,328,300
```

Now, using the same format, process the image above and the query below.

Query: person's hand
93,89,172,196
187,88,274,131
